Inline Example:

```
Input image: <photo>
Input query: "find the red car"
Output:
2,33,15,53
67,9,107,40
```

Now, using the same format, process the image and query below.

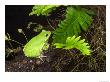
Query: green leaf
54,35,91,55
29,5,60,16
53,6,93,43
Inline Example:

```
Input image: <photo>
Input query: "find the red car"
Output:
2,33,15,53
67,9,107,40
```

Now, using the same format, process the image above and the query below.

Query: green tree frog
23,30,51,58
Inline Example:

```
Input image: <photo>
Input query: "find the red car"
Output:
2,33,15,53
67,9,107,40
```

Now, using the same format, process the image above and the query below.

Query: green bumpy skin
23,30,51,58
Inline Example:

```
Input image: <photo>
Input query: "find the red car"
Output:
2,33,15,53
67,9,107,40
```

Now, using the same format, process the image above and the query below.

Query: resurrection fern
29,5,60,16
54,35,91,55
53,6,93,43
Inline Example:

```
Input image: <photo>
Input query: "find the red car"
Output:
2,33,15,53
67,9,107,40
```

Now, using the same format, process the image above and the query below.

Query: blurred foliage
29,5,60,16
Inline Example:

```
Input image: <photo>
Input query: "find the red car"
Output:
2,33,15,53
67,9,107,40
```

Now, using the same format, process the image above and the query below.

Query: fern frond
53,6,93,43
29,5,60,16
54,35,91,55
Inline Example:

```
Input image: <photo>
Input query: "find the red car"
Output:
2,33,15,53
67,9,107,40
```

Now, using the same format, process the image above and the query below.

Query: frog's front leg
42,43,49,50
35,54,47,65
38,53,47,62
38,43,49,61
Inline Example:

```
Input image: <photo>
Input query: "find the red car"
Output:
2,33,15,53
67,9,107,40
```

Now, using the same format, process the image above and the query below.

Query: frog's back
23,35,44,57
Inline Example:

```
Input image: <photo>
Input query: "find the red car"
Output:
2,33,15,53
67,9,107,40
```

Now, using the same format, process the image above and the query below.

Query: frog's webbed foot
38,55,47,62
35,55,47,65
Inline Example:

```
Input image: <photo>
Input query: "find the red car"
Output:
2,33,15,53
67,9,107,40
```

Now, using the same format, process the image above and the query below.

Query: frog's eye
46,34,48,37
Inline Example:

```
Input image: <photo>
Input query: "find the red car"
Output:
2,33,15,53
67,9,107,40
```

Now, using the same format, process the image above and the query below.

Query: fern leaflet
54,35,91,55
29,5,60,16
53,6,93,43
